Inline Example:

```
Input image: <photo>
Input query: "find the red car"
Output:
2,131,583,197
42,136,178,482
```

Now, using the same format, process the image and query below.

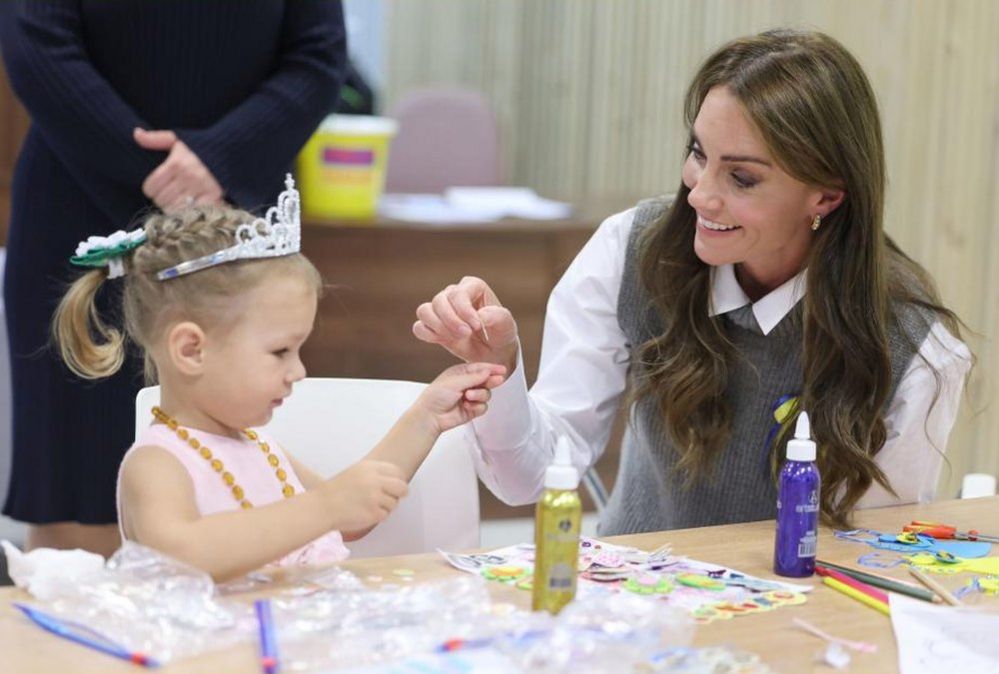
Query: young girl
53,176,505,582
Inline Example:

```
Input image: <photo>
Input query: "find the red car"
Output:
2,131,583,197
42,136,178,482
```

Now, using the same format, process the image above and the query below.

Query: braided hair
53,206,321,383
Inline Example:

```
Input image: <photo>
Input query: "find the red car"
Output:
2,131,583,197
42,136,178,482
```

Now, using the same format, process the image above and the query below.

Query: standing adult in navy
0,1,347,555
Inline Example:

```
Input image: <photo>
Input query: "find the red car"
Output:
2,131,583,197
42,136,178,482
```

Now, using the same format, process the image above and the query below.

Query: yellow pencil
823,576,891,616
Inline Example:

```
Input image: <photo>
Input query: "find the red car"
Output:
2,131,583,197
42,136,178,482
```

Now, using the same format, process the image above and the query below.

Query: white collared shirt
468,207,971,510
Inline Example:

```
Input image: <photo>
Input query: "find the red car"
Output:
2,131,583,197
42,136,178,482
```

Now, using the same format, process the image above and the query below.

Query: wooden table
3,497,997,673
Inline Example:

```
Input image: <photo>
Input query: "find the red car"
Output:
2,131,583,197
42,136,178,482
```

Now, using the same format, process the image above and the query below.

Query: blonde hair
53,206,322,383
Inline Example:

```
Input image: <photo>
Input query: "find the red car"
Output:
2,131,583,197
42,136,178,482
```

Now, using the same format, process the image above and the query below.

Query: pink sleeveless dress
117,424,349,567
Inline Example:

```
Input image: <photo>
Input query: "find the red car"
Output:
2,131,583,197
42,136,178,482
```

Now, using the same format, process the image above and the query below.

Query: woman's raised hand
413,276,519,371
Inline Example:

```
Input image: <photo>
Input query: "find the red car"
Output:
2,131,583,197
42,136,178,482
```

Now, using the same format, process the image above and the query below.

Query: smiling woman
413,28,972,534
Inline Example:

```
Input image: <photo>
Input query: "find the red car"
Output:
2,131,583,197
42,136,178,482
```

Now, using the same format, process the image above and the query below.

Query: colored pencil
908,567,962,606
815,559,940,603
822,576,891,616
14,604,159,667
254,599,280,674
815,565,889,604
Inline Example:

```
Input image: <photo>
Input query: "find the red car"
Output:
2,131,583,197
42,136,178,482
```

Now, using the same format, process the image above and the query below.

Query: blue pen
14,603,159,667
254,599,280,674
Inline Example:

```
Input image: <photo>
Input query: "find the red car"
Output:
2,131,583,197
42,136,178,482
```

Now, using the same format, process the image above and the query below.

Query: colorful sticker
481,565,529,582
676,573,726,591
623,573,674,595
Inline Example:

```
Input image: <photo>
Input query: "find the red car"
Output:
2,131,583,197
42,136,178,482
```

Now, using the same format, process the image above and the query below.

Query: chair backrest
385,87,502,193
135,378,480,557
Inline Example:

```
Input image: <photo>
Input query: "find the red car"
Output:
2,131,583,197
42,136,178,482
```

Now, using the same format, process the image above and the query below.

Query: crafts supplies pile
834,525,999,580
441,537,812,624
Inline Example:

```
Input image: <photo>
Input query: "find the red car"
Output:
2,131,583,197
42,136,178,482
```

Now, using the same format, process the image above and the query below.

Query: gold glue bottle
531,436,582,614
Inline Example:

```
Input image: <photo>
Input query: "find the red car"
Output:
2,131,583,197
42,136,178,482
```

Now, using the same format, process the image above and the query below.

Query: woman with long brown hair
413,29,971,531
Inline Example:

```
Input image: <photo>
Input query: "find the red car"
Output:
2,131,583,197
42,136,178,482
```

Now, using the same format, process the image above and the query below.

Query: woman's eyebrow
690,131,773,167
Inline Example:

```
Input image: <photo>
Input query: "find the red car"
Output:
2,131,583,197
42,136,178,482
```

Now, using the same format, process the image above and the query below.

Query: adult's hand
133,127,224,212
413,276,520,373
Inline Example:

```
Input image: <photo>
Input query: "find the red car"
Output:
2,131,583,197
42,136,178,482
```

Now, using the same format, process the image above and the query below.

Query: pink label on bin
322,147,375,166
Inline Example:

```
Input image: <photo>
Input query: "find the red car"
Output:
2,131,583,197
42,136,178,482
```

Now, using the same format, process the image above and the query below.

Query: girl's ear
166,321,206,376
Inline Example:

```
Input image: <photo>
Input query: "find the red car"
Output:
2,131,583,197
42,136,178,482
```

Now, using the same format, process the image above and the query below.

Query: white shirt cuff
470,344,532,451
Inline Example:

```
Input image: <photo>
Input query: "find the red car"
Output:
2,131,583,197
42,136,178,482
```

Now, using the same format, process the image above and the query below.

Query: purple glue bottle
774,410,820,577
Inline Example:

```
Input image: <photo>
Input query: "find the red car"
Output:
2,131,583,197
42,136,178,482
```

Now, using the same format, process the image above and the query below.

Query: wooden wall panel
0,62,29,245
385,0,999,495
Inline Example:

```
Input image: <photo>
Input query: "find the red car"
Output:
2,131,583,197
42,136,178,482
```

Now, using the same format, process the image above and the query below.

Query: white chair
134,378,480,558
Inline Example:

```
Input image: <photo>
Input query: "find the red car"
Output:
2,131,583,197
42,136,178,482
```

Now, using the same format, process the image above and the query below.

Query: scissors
902,520,999,544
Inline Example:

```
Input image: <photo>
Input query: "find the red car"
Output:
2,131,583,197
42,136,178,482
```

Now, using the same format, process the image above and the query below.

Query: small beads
151,407,295,508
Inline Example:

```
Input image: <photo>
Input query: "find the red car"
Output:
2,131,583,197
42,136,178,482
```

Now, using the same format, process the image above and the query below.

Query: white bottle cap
544,436,580,490
786,411,816,462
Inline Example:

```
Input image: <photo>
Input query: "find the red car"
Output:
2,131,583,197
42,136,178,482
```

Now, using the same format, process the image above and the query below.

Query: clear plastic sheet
275,581,697,672
505,592,695,673
17,542,252,662
274,576,507,670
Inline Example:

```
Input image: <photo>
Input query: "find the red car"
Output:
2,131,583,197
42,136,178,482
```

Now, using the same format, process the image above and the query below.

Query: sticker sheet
440,537,811,623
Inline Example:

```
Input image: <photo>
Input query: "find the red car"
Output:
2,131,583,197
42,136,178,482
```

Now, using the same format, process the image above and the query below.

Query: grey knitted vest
599,198,931,535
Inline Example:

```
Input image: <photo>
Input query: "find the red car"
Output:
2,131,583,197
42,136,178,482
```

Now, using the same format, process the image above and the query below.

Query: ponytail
51,269,126,379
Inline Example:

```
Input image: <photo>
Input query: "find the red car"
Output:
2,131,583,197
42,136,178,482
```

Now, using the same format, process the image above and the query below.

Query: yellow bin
296,115,398,220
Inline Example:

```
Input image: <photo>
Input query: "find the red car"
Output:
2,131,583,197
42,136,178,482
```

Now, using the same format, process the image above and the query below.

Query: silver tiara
156,174,301,281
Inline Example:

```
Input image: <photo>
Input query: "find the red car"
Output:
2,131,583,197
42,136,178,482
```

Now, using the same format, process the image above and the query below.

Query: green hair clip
70,228,147,278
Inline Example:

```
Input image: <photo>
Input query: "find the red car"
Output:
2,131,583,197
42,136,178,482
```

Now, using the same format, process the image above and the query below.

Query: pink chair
385,87,502,193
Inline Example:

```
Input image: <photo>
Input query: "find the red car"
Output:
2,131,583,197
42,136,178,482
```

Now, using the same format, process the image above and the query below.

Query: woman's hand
134,128,224,212
413,276,519,372
415,362,507,434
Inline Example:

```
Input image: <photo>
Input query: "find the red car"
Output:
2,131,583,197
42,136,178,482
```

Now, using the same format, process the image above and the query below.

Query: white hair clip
155,173,301,281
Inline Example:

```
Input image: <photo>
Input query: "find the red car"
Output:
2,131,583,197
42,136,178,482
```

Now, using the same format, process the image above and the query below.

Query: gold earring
811,214,821,231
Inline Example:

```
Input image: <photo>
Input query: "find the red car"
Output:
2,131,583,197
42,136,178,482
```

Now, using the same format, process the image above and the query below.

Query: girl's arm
362,363,507,480
120,445,407,582
277,363,504,542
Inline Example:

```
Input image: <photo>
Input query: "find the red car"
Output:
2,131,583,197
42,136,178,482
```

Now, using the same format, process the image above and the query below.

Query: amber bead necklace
151,406,295,509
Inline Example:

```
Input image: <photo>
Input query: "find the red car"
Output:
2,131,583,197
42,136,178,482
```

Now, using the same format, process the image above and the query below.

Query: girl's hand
416,362,508,434
323,460,409,533
413,277,519,372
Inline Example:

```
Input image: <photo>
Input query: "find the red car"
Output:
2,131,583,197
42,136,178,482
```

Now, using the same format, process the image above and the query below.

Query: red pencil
815,565,889,605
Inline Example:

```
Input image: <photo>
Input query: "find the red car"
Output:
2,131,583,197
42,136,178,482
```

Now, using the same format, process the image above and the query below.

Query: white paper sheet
379,188,571,224
890,593,999,673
